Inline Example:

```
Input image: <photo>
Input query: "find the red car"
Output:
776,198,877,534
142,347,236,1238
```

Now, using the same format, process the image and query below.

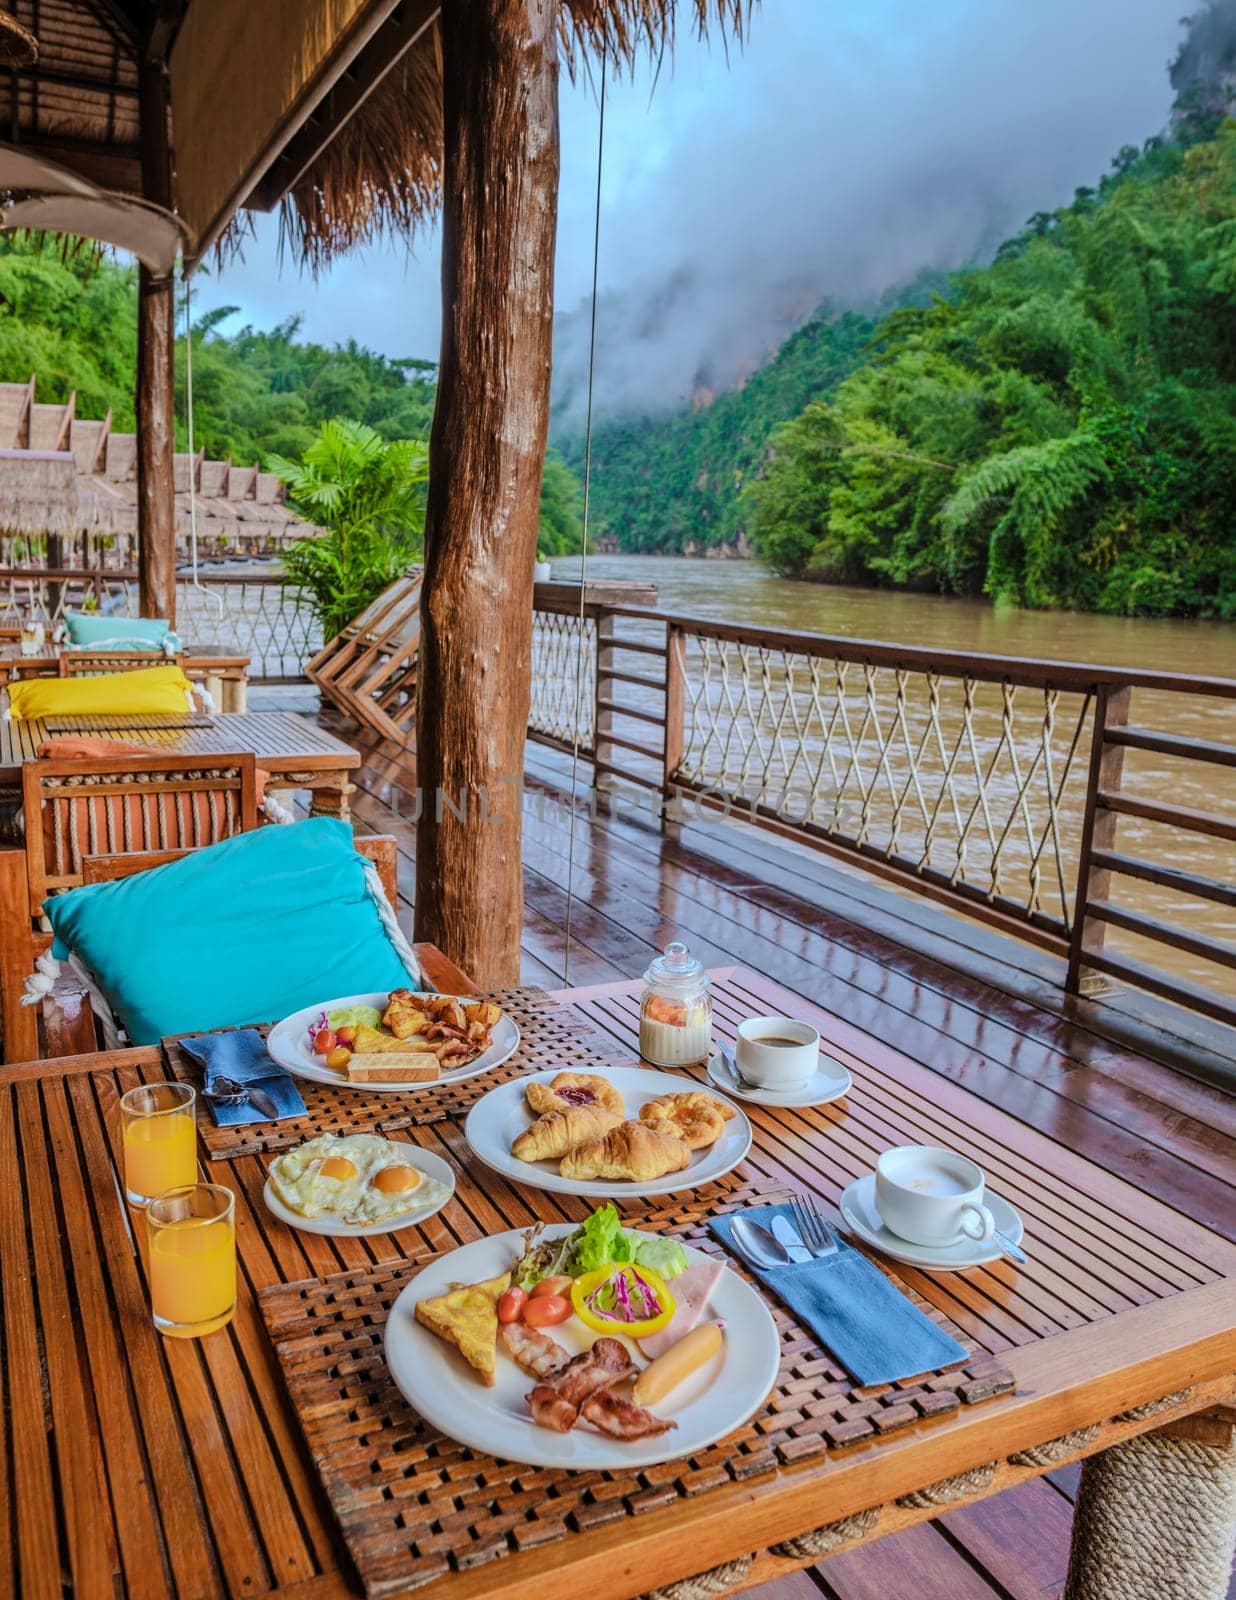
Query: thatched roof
0,376,319,548
0,1,750,269
278,2,753,268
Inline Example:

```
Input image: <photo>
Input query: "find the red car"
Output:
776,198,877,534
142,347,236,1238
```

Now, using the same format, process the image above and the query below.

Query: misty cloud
197,0,1191,423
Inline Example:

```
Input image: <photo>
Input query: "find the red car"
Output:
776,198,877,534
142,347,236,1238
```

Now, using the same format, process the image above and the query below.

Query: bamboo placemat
43,712,217,731
168,985,630,1160
258,1182,1014,1598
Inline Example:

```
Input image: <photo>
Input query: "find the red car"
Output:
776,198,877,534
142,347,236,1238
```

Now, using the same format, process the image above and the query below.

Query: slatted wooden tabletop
0,709,360,782
2,967,1234,1600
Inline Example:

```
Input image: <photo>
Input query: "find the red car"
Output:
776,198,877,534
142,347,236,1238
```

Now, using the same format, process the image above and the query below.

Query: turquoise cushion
63,612,177,651
44,818,415,1046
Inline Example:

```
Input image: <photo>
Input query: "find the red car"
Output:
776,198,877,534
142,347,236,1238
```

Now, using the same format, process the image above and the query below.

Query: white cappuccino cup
734,1016,818,1090
874,1145,995,1248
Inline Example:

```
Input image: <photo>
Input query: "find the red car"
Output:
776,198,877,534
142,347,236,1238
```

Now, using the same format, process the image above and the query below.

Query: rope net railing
530,610,596,751
673,633,1095,935
0,570,321,680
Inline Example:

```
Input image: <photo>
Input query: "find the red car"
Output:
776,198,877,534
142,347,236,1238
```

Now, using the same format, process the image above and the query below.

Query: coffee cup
734,1016,818,1090
874,1145,995,1248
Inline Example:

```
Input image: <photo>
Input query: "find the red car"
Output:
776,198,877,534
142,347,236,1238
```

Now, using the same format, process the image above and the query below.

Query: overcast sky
192,0,1189,416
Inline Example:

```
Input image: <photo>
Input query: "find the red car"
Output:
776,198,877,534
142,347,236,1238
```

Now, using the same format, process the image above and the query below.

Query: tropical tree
271,419,429,637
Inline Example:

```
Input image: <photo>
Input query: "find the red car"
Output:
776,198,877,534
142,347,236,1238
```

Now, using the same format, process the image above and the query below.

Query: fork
790,1192,838,1258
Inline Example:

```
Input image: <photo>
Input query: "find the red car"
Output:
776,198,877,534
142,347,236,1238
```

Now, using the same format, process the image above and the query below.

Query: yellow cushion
6,664,196,721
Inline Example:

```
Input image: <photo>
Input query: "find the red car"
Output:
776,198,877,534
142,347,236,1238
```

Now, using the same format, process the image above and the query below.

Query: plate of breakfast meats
464,1066,752,1198
263,1133,455,1237
386,1203,780,1469
266,990,520,1093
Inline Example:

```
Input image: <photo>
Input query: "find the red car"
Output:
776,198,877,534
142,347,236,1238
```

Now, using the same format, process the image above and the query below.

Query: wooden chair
58,649,216,712
0,752,260,1060
306,568,422,743
1,829,472,1060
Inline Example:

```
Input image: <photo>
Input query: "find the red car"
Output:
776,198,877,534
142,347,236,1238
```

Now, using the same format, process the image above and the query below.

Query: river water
550,555,1236,997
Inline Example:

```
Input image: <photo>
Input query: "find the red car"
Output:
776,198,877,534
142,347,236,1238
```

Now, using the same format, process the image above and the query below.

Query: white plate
267,991,520,1094
839,1174,1024,1271
708,1047,852,1108
465,1066,752,1198
262,1143,456,1237
385,1224,781,1469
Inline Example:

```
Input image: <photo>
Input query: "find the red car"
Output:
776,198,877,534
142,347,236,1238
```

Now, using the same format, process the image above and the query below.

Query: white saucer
708,1047,851,1107
838,1174,1023,1271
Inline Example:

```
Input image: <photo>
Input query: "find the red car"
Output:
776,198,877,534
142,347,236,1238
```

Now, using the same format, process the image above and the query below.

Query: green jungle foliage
743,126,1236,617
0,238,583,555
555,308,882,553
270,419,429,637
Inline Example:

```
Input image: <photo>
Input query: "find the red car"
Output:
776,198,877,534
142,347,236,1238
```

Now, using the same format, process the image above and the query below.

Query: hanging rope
562,41,607,983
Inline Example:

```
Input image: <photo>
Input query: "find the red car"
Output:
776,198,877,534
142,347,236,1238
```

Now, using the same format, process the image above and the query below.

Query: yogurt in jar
638,941,712,1066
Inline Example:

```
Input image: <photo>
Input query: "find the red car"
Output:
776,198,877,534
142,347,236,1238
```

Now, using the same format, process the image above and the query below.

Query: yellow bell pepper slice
571,1264,676,1338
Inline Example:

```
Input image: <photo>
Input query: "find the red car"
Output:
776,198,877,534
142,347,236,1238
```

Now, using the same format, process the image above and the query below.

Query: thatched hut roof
278,2,752,268
0,1,750,267
0,376,320,550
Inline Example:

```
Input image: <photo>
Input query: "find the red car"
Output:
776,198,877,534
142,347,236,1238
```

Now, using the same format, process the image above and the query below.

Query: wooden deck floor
262,690,1236,1600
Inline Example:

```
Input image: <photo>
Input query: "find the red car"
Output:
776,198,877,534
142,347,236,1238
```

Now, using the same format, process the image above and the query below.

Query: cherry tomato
325,1044,352,1071
523,1294,571,1327
529,1276,572,1299
497,1287,527,1324
336,1025,357,1046
314,1028,336,1055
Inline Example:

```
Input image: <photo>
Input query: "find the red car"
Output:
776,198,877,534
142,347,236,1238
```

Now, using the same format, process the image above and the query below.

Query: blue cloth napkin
710,1202,967,1385
179,1029,307,1126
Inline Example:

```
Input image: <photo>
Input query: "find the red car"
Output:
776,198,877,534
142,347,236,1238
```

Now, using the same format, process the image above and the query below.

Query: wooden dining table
0,708,360,836
1,965,1233,1600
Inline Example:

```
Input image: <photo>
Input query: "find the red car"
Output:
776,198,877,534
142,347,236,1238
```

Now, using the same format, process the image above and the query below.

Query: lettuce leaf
630,1236,688,1279
572,1203,632,1274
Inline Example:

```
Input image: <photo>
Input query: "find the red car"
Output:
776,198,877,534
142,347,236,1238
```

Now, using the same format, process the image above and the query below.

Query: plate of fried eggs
264,1133,455,1236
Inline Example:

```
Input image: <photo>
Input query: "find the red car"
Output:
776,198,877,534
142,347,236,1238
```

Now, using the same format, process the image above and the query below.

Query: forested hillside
744,126,1236,617
0,243,583,553
555,12,1236,618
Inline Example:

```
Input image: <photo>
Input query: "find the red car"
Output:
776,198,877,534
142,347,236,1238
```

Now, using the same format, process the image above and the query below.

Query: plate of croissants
464,1067,752,1197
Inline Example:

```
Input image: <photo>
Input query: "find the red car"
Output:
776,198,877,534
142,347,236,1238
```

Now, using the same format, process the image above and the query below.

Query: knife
246,1083,281,1120
770,1214,812,1264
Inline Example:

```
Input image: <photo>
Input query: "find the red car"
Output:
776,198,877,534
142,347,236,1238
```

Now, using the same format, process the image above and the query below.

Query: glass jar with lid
638,940,712,1067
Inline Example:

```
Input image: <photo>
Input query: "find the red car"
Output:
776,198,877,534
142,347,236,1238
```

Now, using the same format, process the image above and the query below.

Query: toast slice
414,1272,511,1385
348,1052,441,1082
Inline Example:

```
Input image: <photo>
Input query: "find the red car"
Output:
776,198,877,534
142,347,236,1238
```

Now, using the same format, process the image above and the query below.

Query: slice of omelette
414,1273,510,1386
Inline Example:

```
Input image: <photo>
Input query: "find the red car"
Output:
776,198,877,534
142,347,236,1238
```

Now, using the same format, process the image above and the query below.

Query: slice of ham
638,1259,724,1359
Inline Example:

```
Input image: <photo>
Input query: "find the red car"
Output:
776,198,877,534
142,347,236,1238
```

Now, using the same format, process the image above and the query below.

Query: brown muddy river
551,555,1236,998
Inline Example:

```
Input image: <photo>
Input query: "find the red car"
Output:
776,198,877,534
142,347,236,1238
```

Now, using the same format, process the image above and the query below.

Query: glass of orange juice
120,1082,197,1205
146,1183,236,1338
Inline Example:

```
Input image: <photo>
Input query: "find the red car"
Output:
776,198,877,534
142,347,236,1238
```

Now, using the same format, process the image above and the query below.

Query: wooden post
1066,684,1131,994
593,608,615,803
413,0,560,986
663,623,686,832
136,54,177,625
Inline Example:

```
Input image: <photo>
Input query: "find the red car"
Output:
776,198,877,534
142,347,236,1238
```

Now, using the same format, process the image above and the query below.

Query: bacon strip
580,1387,676,1440
525,1336,635,1433
500,1320,568,1378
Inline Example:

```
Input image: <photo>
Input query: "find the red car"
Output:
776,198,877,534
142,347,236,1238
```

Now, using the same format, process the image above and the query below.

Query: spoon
731,1213,792,1268
205,1074,280,1120
993,1228,1027,1264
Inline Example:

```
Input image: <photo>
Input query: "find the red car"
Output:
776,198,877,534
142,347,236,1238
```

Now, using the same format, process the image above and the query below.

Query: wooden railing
528,598,1236,1030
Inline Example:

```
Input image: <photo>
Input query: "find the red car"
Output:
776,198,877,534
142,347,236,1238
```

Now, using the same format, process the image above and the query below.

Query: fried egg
269,1133,449,1225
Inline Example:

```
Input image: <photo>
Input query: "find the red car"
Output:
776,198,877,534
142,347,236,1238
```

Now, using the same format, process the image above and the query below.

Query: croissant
640,1091,731,1150
526,1071,625,1117
559,1118,692,1183
511,1105,623,1163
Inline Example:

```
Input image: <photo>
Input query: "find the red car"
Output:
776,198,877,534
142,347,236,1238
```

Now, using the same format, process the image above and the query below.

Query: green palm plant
270,418,429,638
